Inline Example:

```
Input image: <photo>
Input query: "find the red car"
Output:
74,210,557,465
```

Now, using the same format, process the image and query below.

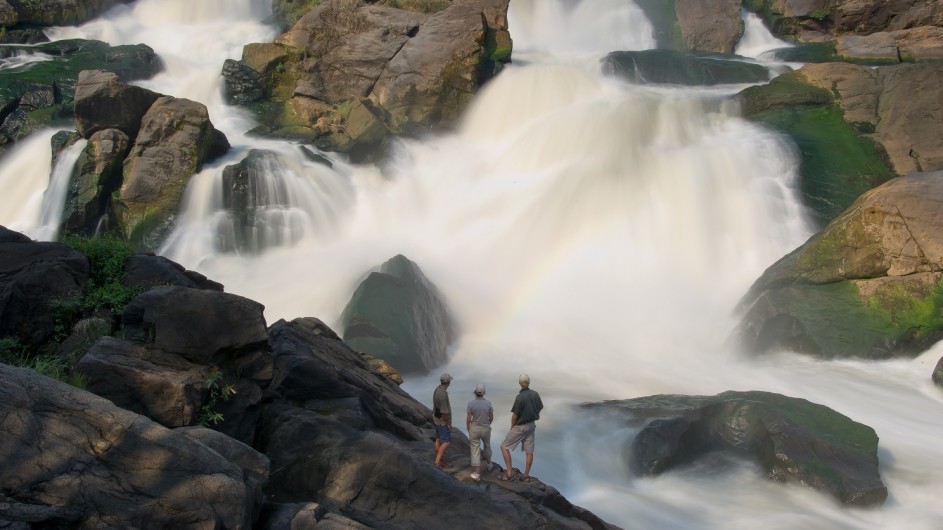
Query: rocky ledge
0,226,619,529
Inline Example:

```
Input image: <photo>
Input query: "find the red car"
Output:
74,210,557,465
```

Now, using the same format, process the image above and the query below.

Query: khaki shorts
501,422,536,453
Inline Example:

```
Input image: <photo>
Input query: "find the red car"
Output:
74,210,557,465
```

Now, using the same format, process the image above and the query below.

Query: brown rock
675,0,744,53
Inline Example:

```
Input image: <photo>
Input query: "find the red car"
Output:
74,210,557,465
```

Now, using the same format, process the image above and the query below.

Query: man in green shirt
499,374,543,482
433,373,453,468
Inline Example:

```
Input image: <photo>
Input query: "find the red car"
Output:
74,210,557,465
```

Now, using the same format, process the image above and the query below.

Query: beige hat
440,373,453,383
519,374,530,386
474,384,486,396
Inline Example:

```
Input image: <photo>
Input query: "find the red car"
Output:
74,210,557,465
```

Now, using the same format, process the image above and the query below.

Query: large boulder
115,95,230,247
634,0,744,53
585,390,887,507
0,363,259,528
736,171,943,359
61,128,131,234
0,226,89,350
225,0,512,161
73,70,162,139
675,0,745,53
602,50,771,86
0,40,160,149
795,61,943,176
118,286,272,442
340,254,457,375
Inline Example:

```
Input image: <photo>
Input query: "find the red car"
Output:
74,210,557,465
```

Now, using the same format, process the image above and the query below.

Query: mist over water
2,0,943,528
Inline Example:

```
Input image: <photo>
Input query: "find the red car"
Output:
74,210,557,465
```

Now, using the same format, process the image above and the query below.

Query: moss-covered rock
736,68,894,226
736,171,943,359
0,39,161,149
603,50,771,86
340,254,456,374
585,390,887,507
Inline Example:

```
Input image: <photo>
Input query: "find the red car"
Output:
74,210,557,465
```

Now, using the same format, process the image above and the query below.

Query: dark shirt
511,388,543,425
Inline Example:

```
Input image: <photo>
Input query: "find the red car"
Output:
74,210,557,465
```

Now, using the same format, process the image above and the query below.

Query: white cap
519,374,530,386
440,373,453,383
474,384,486,396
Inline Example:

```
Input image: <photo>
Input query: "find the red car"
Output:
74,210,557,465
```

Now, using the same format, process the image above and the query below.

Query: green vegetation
809,8,831,21
865,278,943,343
0,336,87,388
62,234,137,316
198,369,237,426
749,102,893,226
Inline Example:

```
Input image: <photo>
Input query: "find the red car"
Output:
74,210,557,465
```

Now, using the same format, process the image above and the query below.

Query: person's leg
436,441,450,466
434,425,451,467
501,446,513,478
482,428,492,470
520,423,536,480
469,427,482,474
522,451,534,479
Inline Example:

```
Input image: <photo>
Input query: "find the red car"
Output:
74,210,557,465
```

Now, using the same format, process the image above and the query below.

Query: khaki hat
440,373,453,383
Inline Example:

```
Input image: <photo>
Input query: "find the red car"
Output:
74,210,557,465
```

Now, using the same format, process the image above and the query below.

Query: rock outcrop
634,0,745,53
223,0,512,161
1,229,618,528
736,171,943,359
745,0,943,61
340,254,457,374
0,363,260,529
69,70,229,248
584,390,887,507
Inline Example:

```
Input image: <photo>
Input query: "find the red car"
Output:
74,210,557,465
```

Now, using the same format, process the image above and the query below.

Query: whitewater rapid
1,0,942,528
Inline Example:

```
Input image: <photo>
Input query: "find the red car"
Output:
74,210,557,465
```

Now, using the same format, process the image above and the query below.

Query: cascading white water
3,0,943,528
735,10,793,59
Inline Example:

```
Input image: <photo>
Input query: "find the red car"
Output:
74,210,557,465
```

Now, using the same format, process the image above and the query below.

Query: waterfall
2,0,943,528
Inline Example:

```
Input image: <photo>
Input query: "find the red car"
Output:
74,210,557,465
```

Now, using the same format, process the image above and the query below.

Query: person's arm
466,409,472,431
510,412,518,428
443,412,451,427
488,407,493,424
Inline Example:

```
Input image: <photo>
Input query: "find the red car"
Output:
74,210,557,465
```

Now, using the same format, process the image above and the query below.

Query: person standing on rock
466,383,493,481
500,373,543,482
433,373,453,468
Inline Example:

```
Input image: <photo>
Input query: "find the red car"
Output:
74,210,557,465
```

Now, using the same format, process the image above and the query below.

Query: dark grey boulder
934,356,943,387
585,391,887,507
340,254,456,374
73,69,162,139
602,50,772,86
124,253,224,291
76,336,210,427
61,127,130,234
222,58,264,105
269,317,432,441
257,502,371,530
0,226,89,350
122,286,268,364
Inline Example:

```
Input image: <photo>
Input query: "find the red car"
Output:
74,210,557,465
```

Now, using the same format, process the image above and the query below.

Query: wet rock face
602,50,771,86
586,391,887,507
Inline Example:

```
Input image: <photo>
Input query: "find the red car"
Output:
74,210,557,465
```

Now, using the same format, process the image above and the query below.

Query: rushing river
2,1,942,528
